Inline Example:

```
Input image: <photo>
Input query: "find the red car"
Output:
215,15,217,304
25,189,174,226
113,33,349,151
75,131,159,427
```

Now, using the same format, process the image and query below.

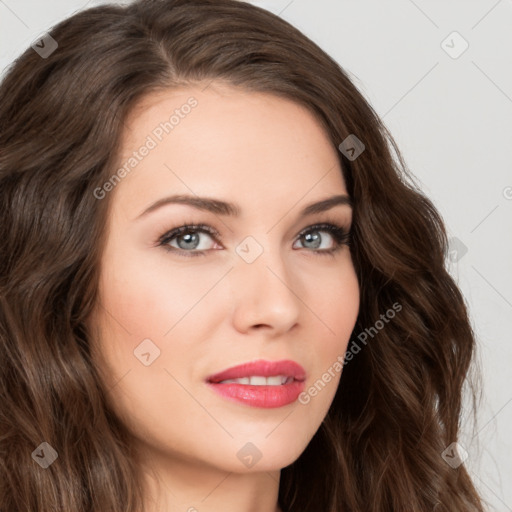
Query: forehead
111,83,347,219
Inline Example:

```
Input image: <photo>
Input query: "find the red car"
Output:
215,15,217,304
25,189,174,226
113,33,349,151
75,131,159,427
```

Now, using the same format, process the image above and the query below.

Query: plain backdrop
1,1,511,510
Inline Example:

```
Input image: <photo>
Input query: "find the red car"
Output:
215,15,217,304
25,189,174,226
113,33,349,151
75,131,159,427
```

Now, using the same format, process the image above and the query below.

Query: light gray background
1,1,511,510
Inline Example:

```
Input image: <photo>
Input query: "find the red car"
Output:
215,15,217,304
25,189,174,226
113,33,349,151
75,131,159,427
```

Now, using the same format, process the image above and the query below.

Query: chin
218,426,316,474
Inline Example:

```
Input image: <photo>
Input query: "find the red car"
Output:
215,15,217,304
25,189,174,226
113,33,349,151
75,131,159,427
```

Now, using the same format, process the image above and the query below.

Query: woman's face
90,83,360,475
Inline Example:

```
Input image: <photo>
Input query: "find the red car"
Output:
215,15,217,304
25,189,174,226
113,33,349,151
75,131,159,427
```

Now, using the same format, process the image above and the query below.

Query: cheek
300,263,359,407
312,260,360,350
91,249,232,411
90,255,213,446
97,249,226,342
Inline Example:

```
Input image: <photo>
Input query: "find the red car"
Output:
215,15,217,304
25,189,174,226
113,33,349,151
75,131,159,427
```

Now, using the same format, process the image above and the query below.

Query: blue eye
157,222,351,258
294,223,351,255
159,223,219,255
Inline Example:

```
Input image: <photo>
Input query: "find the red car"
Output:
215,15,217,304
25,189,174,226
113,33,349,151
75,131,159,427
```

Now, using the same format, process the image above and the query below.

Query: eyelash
156,220,351,259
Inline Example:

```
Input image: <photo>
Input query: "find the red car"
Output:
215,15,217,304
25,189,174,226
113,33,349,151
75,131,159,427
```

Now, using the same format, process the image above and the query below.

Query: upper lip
206,359,307,383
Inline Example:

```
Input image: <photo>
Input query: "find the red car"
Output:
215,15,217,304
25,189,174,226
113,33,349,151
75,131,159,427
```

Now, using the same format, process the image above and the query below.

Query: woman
0,0,486,510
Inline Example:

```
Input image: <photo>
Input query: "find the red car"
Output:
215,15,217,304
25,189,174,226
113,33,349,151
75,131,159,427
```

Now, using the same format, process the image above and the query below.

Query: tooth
249,376,267,386
218,375,291,385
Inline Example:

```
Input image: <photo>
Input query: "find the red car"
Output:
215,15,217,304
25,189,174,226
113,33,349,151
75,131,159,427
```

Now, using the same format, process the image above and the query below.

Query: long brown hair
0,0,486,510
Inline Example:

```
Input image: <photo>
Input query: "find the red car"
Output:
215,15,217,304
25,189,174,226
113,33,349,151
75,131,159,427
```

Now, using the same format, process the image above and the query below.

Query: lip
206,359,306,409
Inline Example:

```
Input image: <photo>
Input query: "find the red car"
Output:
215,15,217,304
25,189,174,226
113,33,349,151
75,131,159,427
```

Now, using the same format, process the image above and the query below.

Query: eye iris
177,231,200,250
302,231,322,249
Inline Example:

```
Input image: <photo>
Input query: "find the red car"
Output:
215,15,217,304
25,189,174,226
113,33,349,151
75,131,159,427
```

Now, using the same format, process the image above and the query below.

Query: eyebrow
135,193,352,220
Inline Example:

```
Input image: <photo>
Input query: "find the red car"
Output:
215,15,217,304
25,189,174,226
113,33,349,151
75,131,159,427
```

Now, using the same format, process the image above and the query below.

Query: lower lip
206,380,305,408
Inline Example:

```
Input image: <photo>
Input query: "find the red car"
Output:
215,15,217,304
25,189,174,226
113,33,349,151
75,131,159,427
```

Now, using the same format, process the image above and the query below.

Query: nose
229,243,302,335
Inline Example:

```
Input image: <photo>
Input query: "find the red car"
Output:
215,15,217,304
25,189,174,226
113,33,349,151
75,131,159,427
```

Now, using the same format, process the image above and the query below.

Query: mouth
205,359,306,408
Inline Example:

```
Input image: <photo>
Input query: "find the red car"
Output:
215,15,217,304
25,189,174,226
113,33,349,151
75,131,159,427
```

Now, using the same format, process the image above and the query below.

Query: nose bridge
229,233,301,331
235,232,290,284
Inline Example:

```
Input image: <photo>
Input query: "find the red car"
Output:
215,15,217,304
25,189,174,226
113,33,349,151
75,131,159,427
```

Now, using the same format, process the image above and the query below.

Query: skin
89,82,360,512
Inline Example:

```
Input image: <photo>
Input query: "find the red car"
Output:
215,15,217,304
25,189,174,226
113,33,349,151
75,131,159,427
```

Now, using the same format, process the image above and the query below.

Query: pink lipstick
206,359,306,408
